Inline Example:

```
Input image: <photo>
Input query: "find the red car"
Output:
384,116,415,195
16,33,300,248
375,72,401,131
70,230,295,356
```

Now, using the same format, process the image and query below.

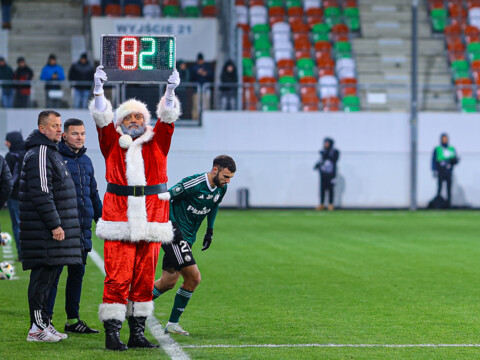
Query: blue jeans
7,198,20,258
73,89,90,109
2,88,14,108
46,253,87,319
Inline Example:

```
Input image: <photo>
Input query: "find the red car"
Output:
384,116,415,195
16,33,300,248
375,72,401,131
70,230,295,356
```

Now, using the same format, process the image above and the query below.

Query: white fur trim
156,96,181,124
96,219,174,243
119,134,133,149
116,98,151,125
89,98,114,128
126,300,154,317
158,192,171,201
99,303,126,322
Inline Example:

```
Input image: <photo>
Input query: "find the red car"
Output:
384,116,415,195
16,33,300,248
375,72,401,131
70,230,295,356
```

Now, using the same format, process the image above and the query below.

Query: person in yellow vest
431,133,459,208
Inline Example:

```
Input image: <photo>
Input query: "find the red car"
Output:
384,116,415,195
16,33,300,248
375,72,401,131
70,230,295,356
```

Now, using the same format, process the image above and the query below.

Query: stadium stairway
7,0,83,108
354,0,456,111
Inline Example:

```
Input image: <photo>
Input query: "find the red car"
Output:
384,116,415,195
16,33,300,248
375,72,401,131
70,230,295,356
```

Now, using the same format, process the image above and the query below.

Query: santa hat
116,98,151,126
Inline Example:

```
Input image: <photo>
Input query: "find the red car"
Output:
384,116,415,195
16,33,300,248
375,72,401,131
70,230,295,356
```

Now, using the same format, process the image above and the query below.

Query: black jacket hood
6,131,25,151
25,129,58,150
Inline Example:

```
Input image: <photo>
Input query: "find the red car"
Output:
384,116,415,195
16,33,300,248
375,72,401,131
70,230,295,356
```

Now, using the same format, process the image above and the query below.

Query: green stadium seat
286,0,302,9
324,7,341,28
344,7,360,32
431,8,447,32
254,37,272,51
312,23,330,43
297,58,315,78
243,58,254,77
279,75,297,95
201,0,216,5
343,95,360,112
461,97,477,112
184,6,200,17
255,49,271,59
261,93,279,111
252,23,270,40
163,5,180,17
267,0,283,7
334,41,352,58
467,42,480,61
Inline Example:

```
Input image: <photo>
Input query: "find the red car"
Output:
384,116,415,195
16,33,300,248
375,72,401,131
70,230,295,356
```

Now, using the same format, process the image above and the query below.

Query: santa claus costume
89,66,181,350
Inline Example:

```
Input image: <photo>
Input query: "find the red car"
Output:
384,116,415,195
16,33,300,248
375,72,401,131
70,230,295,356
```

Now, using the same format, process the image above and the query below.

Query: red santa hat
115,98,151,126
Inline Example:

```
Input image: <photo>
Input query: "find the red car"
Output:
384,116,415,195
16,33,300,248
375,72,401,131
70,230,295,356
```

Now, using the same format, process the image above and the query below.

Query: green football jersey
169,173,227,245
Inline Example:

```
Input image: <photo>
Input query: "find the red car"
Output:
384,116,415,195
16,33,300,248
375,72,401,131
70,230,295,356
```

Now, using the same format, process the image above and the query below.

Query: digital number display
101,35,175,82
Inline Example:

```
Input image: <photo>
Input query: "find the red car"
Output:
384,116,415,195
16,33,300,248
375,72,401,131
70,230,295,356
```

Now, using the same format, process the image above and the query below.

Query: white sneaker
47,324,68,339
164,323,189,336
27,328,62,342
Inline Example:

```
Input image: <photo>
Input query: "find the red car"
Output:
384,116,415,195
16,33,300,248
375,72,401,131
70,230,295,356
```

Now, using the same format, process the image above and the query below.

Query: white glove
167,69,180,91
94,65,107,95
165,69,180,108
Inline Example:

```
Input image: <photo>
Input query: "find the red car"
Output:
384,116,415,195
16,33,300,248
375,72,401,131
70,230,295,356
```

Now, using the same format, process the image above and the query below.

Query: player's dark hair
64,118,84,132
213,155,236,173
38,110,61,126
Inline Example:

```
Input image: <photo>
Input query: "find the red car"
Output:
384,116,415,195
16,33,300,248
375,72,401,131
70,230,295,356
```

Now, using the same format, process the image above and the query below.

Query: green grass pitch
0,209,480,359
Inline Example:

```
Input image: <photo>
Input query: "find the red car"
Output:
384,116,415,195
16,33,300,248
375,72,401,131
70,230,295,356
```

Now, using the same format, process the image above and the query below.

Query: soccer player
153,155,236,336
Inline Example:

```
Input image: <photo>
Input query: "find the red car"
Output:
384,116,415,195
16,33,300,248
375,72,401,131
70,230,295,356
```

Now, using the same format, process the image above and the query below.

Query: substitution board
101,34,176,82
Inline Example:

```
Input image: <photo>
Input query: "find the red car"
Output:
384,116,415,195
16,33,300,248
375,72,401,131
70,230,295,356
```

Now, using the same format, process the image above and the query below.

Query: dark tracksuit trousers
28,266,58,329
320,175,335,205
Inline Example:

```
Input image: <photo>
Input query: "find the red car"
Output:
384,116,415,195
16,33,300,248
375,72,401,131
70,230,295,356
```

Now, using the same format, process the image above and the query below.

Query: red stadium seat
84,5,102,16
465,25,480,44
105,4,122,16
455,78,473,100
295,49,311,60
322,96,340,111
124,4,141,16
323,0,340,7
250,0,265,6
259,77,277,96
202,5,217,17
302,103,319,111
340,77,357,96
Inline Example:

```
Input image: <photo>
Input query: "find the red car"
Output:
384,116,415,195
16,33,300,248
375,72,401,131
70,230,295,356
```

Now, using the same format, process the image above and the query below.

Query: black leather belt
107,183,167,197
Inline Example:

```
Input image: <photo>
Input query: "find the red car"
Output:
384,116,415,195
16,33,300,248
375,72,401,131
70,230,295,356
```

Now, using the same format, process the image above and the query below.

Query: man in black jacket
68,53,94,109
314,137,340,211
0,154,13,233
46,118,102,334
5,131,25,260
20,110,82,342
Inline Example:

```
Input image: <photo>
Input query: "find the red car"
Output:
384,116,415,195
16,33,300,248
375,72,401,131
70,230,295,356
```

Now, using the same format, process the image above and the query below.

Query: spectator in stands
0,56,14,108
40,54,66,108
431,133,459,208
190,53,214,117
1,0,12,29
190,53,213,86
13,57,33,108
314,137,340,211
219,59,238,111
68,53,94,109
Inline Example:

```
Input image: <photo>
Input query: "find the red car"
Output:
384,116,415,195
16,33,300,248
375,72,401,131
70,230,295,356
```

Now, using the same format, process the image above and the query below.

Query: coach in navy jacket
46,117,102,334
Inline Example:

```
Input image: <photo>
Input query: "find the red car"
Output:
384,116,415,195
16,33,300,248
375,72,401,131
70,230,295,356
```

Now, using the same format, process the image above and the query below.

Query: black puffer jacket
19,130,82,270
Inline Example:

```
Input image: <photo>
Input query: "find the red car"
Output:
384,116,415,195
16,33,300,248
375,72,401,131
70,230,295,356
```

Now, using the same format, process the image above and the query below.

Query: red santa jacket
89,96,181,243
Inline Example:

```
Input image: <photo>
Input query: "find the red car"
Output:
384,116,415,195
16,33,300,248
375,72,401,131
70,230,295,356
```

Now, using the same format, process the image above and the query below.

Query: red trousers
103,240,161,304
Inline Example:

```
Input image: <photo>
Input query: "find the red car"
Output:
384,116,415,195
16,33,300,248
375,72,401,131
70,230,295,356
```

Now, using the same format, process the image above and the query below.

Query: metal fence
0,80,465,115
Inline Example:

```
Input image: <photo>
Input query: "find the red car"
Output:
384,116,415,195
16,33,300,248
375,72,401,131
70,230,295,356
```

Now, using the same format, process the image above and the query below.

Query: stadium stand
428,0,480,111
83,0,217,18
238,0,360,112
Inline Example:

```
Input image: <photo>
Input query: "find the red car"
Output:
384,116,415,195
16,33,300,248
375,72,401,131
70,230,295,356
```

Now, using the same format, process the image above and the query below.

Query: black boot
104,319,128,351
127,316,159,348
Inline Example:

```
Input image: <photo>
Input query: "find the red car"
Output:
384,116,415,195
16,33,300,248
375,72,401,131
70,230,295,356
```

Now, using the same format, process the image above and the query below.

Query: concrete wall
0,109,477,208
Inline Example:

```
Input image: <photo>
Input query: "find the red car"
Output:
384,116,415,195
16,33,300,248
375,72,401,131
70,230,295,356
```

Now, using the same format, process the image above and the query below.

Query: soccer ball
0,261,14,280
0,232,12,246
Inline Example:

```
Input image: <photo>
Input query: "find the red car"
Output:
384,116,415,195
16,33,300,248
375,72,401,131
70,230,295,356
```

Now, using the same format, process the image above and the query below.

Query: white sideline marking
89,248,190,360
183,343,480,349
